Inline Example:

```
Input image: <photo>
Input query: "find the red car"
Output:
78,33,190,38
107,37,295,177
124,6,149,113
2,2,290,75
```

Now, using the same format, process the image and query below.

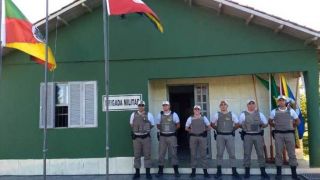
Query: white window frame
39,81,98,129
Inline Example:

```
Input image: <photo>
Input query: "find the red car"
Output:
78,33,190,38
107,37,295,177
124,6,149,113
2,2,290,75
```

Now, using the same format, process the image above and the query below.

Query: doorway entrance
168,84,211,161
168,85,194,160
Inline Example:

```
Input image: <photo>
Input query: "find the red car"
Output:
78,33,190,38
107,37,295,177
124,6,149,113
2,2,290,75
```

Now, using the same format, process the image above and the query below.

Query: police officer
211,100,240,178
156,100,180,177
239,99,269,179
130,100,155,179
269,96,300,180
185,105,211,178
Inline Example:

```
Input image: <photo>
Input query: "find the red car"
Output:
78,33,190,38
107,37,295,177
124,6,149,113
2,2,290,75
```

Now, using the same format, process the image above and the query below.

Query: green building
1,0,320,175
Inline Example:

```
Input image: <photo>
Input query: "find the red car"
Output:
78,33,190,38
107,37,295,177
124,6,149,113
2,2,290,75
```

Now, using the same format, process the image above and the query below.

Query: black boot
146,168,152,179
190,168,196,178
291,166,298,179
203,169,210,178
260,167,269,179
232,167,240,178
173,165,180,177
215,166,222,178
132,168,140,179
275,166,282,180
156,166,163,177
244,167,250,178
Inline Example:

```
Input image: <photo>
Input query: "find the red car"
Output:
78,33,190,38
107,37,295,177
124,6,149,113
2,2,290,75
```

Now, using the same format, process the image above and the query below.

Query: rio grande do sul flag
107,0,163,33
1,0,56,70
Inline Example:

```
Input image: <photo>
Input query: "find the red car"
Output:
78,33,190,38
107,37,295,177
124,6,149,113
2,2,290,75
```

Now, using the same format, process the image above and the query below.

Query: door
168,85,194,160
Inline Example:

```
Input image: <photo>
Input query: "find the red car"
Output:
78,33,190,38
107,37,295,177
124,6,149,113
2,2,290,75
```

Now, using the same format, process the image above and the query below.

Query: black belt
217,131,233,135
134,133,150,139
160,132,176,137
190,131,207,137
273,130,295,134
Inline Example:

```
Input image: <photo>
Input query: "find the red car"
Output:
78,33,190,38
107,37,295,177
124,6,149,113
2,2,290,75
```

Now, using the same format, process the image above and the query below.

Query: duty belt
271,130,295,139
216,131,234,135
134,133,150,139
160,132,176,137
239,130,263,141
189,131,207,137
273,130,295,134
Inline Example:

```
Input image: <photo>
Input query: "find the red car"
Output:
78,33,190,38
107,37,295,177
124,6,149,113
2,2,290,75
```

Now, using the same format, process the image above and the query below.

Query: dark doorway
168,85,194,160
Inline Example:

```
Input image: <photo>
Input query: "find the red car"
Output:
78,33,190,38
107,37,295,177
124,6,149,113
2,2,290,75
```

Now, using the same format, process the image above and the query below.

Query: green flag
255,75,269,89
255,74,279,109
270,75,280,109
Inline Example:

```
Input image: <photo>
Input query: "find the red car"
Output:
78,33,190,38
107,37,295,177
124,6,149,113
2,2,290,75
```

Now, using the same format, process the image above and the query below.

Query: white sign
102,94,142,111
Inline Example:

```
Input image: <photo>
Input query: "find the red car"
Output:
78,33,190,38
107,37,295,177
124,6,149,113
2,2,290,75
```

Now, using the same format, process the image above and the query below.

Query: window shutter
68,82,82,127
39,82,55,128
84,81,97,127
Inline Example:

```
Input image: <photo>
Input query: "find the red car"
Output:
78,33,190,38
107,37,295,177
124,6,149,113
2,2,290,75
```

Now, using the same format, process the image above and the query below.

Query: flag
255,74,279,109
1,0,56,70
107,0,163,33
280,75,305,139
270,75,280,109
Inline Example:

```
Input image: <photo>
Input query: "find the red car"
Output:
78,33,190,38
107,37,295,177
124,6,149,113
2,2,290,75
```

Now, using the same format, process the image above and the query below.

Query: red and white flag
106,0,163,32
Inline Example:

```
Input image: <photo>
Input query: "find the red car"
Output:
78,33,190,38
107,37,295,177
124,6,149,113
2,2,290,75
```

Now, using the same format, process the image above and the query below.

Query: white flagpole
43,0,49,179
102,0,110,179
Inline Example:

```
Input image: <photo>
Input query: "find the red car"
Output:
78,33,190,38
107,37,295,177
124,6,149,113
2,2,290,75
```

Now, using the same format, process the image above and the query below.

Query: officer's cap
193,105,201,110
246,99,256,105
162,101,170,105
276,95,287,101
219,99,229,106
137,100,145,105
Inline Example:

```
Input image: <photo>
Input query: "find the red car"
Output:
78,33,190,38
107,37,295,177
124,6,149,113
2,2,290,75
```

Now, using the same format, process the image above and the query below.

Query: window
40,81,97,128
194,84,209,117
55,84,69,127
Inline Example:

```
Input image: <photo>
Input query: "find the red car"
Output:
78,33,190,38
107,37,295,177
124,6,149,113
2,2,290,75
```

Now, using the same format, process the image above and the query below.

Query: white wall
148,73,303,161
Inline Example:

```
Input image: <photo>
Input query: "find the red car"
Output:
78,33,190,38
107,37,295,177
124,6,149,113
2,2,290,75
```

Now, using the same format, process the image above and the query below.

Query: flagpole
102,0,110,179
43,0,49,179
268,73,275,162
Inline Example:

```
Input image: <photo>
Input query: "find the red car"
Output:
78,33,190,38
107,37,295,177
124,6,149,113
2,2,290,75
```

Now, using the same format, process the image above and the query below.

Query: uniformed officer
269,95,300,180
185,105,211,178
130,100,155,179
156,100,180,177
239,99,269,179
211,100,240,178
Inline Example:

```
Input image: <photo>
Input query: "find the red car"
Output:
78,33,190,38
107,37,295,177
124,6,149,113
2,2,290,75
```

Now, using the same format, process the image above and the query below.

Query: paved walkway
0,174,316,180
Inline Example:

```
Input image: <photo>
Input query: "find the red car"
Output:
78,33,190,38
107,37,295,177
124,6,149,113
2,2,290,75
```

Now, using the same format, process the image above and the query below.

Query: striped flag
280,75,305,139
1,0,56,70
107,0,163,33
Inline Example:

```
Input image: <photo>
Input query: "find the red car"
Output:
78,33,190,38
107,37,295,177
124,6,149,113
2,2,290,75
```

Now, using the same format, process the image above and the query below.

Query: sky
10,0,74,23
232,0,320,31
9,0,320,31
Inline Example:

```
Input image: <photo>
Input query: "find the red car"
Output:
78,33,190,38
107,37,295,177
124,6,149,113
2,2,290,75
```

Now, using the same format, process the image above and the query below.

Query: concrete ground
0,160,318,179
0,174,317,180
